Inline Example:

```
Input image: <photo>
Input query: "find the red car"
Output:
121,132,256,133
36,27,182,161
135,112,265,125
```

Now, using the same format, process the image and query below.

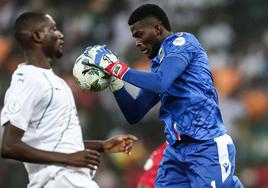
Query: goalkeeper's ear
109,77,124,92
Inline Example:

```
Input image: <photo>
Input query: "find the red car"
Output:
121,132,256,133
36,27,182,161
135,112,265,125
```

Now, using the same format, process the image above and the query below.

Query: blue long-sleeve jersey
114,32,226,145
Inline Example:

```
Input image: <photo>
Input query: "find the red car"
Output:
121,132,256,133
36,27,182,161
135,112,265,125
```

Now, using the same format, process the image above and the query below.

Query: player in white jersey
0,12,137,188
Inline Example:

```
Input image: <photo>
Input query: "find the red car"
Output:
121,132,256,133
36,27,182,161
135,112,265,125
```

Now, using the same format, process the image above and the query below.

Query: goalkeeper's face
130,17,162,59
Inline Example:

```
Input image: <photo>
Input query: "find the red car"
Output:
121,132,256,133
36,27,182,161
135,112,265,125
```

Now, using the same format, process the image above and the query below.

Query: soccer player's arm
1,122,100,169
94,46,189,92
1,75,100,169
1,122,66,163
110,54,189,124
101,53,189,93
123,54,189,93
113,88,159,124
84,134,138,154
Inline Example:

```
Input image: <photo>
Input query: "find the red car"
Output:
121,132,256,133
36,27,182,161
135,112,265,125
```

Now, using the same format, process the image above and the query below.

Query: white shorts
43,168,99,188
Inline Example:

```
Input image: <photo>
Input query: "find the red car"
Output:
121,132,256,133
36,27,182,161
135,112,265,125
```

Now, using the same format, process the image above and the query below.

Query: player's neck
163,31,172,39
24,50,52,69
159,30,172,44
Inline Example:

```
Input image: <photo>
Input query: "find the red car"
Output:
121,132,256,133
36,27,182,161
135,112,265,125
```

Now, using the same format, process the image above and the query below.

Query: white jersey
0,64,93,187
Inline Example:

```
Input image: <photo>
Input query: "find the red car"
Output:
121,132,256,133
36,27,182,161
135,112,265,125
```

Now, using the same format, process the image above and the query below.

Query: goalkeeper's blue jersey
152,32,226,144
117,32,226,145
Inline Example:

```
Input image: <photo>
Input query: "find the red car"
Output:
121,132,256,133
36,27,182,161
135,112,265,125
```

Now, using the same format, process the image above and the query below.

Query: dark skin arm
84,134,138,154
1,122,100,170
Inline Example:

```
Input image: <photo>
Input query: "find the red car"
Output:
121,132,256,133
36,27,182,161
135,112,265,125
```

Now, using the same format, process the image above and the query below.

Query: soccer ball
73,46,114,92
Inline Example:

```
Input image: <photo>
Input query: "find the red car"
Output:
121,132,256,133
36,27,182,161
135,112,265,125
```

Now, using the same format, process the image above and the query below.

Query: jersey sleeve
1,73,43,131
123,55,188,93
165,34,195,65
113,87,159,124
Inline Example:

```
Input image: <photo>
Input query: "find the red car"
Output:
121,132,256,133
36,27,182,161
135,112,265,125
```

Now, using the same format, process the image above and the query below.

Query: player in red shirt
137,142,168,188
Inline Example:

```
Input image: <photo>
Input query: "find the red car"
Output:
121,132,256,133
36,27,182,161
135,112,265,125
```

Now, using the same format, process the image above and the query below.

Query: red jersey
138,142,168,188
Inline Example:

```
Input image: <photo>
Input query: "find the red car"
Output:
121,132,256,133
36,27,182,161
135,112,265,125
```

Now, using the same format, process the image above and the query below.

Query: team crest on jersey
176,32,184,37
173,37,186,46
7,100,21,114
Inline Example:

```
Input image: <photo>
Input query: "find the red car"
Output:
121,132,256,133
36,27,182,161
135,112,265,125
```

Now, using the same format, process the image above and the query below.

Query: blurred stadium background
0,0,268,187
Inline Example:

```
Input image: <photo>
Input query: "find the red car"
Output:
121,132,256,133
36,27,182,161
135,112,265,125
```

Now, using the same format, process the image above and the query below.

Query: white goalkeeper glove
109,76,124,92
93,45,129,79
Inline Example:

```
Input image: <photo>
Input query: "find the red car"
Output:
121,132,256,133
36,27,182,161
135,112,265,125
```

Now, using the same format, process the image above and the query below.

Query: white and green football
73,48,112,92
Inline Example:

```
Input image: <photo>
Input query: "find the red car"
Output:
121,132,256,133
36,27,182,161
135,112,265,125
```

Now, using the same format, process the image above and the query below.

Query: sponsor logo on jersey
223,162,230,172
173,37,186,46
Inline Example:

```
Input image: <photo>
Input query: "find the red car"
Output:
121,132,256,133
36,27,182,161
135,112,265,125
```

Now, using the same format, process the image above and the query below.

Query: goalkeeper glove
94,46,129,79
109,77,124,92
105,62,129,79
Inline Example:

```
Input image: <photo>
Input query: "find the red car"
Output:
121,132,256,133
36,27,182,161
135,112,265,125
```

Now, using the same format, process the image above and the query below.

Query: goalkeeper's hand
109,77,124,92
94,46,129,79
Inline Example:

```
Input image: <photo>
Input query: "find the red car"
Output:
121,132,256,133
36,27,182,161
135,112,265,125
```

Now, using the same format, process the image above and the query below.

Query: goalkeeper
93,4,243,188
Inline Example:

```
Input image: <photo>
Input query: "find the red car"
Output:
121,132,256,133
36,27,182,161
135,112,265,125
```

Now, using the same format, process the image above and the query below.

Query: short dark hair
14,12,46,46
128,4,171,31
